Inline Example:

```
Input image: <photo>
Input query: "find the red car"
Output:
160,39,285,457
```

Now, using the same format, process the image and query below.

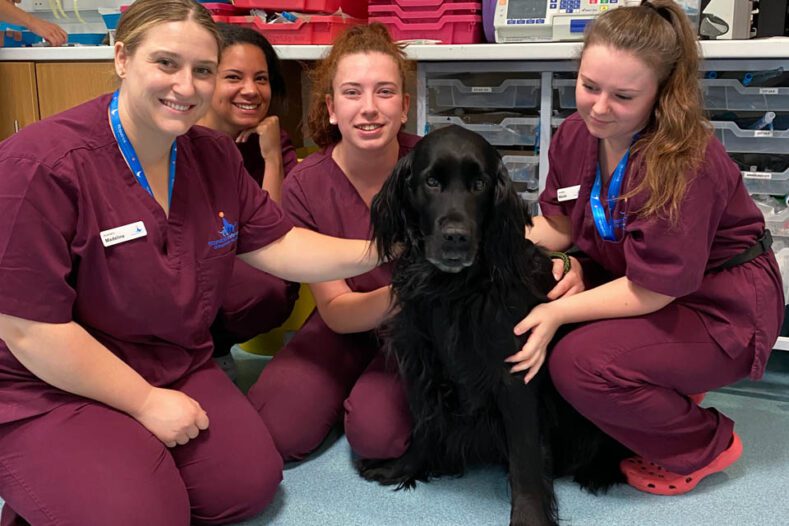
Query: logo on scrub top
208,211,238,250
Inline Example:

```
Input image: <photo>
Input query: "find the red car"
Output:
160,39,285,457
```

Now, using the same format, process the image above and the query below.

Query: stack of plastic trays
368,0,483,44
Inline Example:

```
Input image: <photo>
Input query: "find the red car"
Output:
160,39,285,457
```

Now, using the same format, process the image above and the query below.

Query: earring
329,117,337,125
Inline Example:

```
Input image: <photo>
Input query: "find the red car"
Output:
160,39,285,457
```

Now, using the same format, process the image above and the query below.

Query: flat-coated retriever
358,125,628,526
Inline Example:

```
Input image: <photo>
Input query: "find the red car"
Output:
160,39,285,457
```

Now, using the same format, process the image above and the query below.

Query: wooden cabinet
0,62,39,140
0,61,115,140
35,62,117,119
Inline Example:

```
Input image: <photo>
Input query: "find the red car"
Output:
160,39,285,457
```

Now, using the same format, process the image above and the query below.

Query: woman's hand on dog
509,303,563,384
547,256,584,300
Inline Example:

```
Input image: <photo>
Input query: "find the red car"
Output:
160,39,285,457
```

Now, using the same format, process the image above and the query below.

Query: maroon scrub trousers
540,114,783,474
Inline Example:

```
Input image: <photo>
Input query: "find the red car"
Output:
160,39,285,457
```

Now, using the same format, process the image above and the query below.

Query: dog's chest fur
390,269,531,419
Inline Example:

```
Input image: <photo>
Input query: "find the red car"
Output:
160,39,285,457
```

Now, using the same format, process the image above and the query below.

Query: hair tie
640,0,672,23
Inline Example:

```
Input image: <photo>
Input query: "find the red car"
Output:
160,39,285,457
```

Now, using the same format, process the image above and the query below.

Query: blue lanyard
591,147,630,241
109,90,177,208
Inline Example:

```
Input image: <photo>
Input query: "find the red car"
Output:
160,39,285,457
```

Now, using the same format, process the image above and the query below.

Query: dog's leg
498,375,559,526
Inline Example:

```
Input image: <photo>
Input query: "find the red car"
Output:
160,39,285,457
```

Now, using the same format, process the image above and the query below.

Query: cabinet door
0,62,40,141
35,62,117,119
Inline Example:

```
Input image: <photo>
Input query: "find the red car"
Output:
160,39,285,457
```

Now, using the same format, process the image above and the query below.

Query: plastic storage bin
369,2,480,21
502,154,539,185
427,115,538,146
229,15,364,45
233,0,367,18
98,8,122,30
702,79,789,111
429,78,540,109
200,3,246,15
553,78,577,109
761,206,789,237
712,120,789,154
742,167,789,196
373,15,482,44
370,0,478,6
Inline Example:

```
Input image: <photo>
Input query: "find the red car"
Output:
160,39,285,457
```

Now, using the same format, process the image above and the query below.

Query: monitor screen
507,0,548,19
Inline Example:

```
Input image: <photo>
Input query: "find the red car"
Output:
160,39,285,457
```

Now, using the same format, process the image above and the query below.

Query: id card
100,221,147,247
557,185,581,202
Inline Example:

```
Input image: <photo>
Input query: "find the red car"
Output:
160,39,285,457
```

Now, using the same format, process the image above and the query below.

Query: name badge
557,185,581,202
100,221,147,247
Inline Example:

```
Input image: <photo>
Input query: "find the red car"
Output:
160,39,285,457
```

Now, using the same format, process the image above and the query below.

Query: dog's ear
370,150,415,263
483,158,533,275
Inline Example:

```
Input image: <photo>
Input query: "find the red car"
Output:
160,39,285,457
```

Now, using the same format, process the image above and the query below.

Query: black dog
357,125,628,526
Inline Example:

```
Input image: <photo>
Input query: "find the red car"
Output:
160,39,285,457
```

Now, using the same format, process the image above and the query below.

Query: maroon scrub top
235,128,298,187
282,132,421,293
539,113,783,379
0,93,294,424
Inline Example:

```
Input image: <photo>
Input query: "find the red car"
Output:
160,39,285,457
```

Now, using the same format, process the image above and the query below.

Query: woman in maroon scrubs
0,2,383,525
198,24,300,381
247,24,419,462
508,1,783,496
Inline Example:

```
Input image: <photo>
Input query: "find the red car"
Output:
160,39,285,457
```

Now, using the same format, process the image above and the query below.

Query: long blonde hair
583,0,710,221
306,23,412,148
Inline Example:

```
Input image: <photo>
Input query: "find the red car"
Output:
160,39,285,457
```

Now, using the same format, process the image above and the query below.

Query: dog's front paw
355,458,421,489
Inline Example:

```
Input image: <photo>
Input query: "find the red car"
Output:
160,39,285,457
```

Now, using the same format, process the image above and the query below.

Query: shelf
2,37,789,62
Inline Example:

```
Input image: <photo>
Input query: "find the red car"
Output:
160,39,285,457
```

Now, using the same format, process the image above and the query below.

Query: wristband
547,251,571,278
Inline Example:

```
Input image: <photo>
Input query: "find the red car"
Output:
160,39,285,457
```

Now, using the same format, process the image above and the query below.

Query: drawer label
759,88,779,95
743,171,772,180
754,130,774,137
471,87,494,93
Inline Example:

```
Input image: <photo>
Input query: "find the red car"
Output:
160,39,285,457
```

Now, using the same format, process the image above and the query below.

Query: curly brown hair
582,0,711,222
306,23,413,148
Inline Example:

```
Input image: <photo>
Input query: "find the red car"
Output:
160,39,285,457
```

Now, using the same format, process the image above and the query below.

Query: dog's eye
472,179,486,192
425,177,440,189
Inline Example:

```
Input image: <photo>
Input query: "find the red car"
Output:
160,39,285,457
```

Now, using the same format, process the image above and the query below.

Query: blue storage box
67,33,106,45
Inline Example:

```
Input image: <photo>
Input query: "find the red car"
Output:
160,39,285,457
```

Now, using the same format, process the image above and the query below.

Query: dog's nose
442,226,469,245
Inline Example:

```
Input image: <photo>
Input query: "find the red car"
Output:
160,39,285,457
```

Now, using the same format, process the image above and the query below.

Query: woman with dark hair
247,23,419,462
511,0,782,496
198,24,299,380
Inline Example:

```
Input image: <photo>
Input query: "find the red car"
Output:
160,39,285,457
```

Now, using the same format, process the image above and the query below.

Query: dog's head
372,125,531,275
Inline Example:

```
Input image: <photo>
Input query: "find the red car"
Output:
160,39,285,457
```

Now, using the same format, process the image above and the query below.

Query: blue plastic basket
101,12,121,30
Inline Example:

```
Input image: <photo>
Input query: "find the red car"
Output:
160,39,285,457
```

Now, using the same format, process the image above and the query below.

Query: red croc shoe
620,432,743,496
688,392,706,404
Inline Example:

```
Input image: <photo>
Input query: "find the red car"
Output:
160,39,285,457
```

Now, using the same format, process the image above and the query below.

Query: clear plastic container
761,206,789,237
702,79,789,111
502,155,539,185
553,78,576,109
429,78,540,109
426,116,538,146
711,121,789,154
742,167,789,196
675,0,701,33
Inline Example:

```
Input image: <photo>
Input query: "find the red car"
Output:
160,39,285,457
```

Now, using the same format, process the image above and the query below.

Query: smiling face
325,51,410,154
575,44,659,151
207,43,272,136
114,19,218,141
